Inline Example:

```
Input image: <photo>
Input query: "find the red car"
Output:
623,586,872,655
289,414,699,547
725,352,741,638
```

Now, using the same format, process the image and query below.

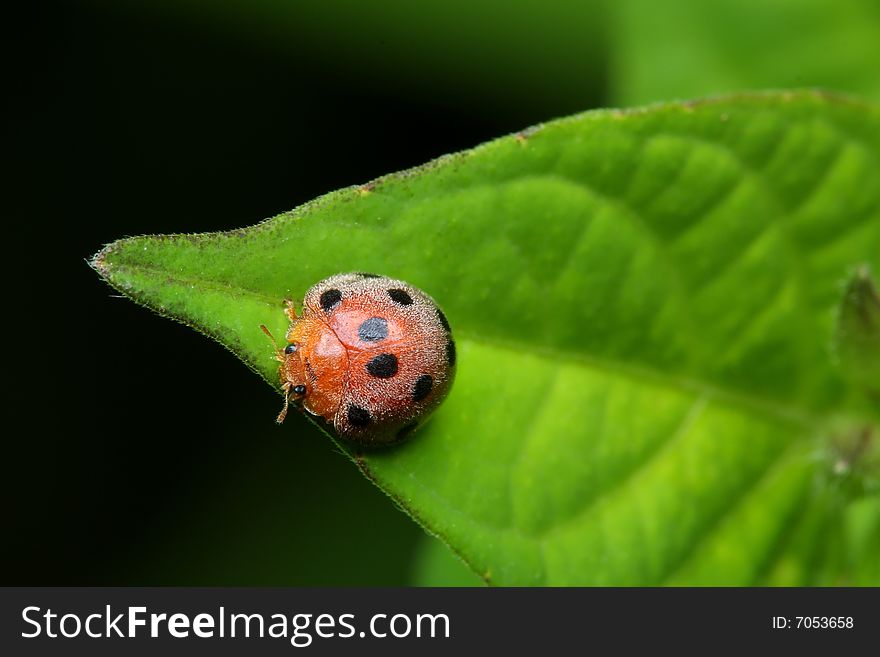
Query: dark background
6,1,606,584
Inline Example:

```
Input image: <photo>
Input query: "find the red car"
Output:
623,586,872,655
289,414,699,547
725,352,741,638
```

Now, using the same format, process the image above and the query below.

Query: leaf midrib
100,253,828,431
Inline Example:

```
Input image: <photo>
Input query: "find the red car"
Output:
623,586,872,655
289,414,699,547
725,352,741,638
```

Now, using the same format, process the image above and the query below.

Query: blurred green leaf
835,267,880,395
611,0,880,106
93,91,880,584
842,497,880,584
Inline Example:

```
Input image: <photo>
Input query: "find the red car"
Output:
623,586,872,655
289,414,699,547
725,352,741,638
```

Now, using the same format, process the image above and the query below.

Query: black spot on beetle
387,288,413,305
366,353,398,378
319,288,342,311
358,317,388,342
446,340,456,366
347,405,371,427
412,374,433,401
437,308,450,332
396,422,419,440
357,272,381,278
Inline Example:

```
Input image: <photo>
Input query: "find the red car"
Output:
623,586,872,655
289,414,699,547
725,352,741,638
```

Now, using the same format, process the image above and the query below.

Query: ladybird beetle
261,273,456,445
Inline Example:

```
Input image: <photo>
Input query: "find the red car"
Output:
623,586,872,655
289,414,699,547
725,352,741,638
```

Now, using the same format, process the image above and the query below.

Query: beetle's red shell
277,273,456,444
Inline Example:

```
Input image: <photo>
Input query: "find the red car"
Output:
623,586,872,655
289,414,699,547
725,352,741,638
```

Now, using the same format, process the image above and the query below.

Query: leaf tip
88,241,117,279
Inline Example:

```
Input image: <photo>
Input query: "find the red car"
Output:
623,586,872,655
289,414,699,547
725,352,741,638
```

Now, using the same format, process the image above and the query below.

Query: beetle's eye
292,385,306,395
284,344,297,355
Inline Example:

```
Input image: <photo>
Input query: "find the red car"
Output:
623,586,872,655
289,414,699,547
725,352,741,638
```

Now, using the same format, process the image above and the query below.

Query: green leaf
835,266,880,396
611,0,880,106
92,91,880,585
409,534,485,587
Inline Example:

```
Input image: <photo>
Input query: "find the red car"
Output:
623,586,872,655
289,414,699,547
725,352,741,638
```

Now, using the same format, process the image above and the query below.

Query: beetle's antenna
276,382,291,423
262,324,291,422
260,324,285,362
